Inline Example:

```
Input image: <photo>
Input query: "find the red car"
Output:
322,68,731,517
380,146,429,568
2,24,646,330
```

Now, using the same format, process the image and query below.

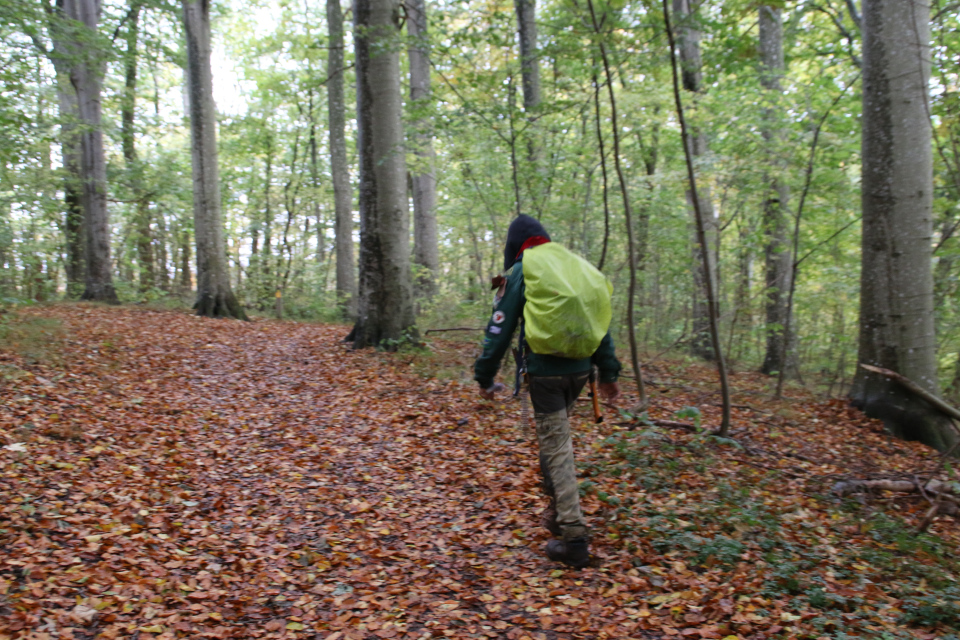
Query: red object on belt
516,235,550,261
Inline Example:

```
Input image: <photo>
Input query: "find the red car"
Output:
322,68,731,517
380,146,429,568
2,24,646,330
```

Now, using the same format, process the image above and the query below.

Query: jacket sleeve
474,266,524,389
591,331,622,383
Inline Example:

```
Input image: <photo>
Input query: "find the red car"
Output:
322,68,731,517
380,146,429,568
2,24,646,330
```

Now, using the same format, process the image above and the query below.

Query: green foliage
0,306,62,365
675,405,702,428
0,0,954,394
899,592,960,628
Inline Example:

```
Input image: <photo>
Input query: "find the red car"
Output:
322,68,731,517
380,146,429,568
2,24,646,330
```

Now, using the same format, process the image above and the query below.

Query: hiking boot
540,506,562,537
545,537,590,569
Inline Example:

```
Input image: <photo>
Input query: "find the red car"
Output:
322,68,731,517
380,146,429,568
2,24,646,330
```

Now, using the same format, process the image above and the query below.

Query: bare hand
479,382,506,401
598,382,620,401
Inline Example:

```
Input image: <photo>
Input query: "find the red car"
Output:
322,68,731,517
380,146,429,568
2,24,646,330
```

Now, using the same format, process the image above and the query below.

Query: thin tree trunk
407,0,439,300
586,0,646,406
775,81,856,397
514,0,541,173
351,0,416,349
308,88,324,267
120,0,155,294
280,133,302,292
155,206,170,290
849,0,955,451
591,67,611,272
262,133,274,302
464,208,485,293
63,0,117,303
182,0,245,318
672,0,717,360
664,0,732,435
179,227,191,294
759,4,792,375
733,213,753,362
514,0,540,112
508,76,523,216
327,0,356,318
0,208,10,293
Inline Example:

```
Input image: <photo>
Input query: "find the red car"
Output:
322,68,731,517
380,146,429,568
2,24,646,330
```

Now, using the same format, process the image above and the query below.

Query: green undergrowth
578,428,960,637
0,304,63,367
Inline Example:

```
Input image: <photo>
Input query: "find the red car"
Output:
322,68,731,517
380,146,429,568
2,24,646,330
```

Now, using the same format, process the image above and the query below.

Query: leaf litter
0,305,958,639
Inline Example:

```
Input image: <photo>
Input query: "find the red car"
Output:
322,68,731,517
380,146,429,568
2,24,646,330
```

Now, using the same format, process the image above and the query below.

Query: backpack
522,243,613,359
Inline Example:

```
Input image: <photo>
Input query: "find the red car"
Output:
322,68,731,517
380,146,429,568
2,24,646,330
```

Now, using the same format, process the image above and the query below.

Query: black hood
503,215,550,270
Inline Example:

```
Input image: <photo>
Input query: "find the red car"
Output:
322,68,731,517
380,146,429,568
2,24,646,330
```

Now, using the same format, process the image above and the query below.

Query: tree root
194,290,247,320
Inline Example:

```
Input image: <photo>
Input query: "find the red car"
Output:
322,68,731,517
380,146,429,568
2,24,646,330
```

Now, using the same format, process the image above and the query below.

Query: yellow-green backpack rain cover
523,243,613,359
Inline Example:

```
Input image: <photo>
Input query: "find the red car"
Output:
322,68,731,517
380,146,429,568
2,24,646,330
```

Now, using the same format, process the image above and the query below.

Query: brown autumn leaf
0,305,956,639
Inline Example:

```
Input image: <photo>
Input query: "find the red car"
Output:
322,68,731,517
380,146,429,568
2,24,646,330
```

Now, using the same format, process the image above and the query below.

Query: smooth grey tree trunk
61,0,117,302
351,0,416,349
327,0,357,318
407,0,439,300
850,0,956,451
759,4,792,375
673,0,717,360
57,78,85,297
37,1,86,296
182,0,245,319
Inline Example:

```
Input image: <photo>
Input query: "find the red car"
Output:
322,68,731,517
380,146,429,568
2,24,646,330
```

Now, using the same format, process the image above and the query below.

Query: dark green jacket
474,258,621,389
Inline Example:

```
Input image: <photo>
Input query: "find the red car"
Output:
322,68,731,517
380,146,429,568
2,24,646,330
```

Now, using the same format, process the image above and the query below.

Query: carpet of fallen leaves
1,304,959,640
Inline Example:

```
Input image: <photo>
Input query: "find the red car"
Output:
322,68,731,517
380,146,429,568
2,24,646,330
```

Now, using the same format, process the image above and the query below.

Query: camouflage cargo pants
530,373,590,540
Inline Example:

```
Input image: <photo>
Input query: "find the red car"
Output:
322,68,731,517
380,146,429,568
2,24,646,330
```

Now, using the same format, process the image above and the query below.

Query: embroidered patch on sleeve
489,325,502,335
492,310,506,324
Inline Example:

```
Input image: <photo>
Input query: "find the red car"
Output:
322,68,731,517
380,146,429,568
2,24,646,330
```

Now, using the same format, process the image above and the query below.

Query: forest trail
1,305,958,640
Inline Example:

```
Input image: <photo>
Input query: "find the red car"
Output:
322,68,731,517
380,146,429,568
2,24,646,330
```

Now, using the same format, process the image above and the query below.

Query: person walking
474,215,621,568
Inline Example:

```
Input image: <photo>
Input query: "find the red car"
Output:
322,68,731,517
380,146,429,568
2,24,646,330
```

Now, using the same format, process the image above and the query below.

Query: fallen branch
833,478,960,507
917,498,958,532
588,404,699,432
610,416,699,432
649,418,699,432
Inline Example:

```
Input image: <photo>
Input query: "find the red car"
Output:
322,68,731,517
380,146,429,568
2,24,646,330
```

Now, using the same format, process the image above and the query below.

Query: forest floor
1,304,959,640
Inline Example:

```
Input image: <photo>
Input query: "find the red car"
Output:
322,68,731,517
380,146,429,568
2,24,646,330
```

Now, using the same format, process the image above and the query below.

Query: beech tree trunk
58,79,85,297
673,0,717,360
327,0,356,318
182,0,245,319
407,0,439,300
38,0,87,297
61,0,117,303
351,0,416,349
849,0,955,451
759,4,792,376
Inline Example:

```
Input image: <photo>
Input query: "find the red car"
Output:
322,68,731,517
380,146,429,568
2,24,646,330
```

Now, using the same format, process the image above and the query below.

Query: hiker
474,214,621,568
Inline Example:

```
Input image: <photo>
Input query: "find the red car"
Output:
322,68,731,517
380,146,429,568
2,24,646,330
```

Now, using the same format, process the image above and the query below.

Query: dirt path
1,306,648,640
2,305,956,640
